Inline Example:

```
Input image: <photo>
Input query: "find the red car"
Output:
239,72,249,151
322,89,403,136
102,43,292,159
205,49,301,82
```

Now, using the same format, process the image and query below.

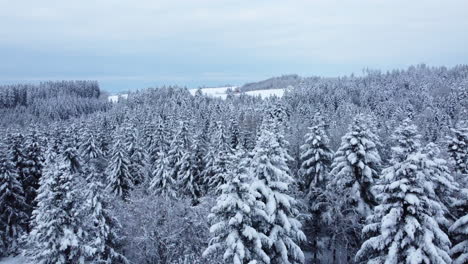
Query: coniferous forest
0,64,468,264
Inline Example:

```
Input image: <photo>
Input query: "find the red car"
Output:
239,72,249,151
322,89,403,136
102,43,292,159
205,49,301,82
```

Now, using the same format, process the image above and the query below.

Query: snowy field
108,93,128,103
188,86,285,99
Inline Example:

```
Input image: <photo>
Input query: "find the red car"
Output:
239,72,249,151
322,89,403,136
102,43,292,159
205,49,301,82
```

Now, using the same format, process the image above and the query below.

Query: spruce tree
203,148,270,264
21,131,45,218
328,115,382,215
356,121,452,264
449,188,468,264
0,143,28,255
84,146,128,264
251,121,306,264
26,148,91,264
447,123,468,175
149,149,177,199
124,127,147,185
299,114,333,194
356,154,452,263
208,122,233,193
106,136,133,200
298,113,333,263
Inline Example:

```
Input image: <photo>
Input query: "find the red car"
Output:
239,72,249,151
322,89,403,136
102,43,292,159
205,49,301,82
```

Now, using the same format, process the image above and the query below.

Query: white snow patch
108,94,128,103
245,88,285,98
0,256,28,264
189,86,286,99
188,86,236,99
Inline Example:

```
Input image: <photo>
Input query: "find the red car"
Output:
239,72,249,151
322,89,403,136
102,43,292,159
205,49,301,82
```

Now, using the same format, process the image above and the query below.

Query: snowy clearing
188,86,285,99
0,256,27,264
245,88,285,98
108,94,128,103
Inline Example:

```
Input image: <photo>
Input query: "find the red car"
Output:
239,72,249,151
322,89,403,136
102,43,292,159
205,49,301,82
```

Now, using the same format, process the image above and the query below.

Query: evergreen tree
26,148,91,264
106,136,133,200
149,149,177,199
299,114,333,194
251,123,306,264
356,152,452,263
0,143,28,255
21,131,45,219
124,127,147,185
449,188,468,264
178,138,204,204
85,147,128,264
167,120,191,185
298,114,333,263
447,123,468,175
203,148,270,264
208,122,233,193
328,115,382,215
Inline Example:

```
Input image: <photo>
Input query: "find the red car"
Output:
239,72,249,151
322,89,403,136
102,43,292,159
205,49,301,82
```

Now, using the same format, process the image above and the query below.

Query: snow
0,256,28,264
245,88,285,98
108,94,128,103
188,86,285,99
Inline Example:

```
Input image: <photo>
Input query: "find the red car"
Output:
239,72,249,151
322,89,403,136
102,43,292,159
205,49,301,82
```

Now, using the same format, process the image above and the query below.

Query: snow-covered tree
21,131,45,218
449,188,468,264
447,123,468,175
26,148,91,264
149,149,177,199
251,122,306,264
167,120,191,184
84,148,128,264
356,152,452,264
208,122,233,193
299,114,333,194
0,143,28,255
178,139,204,204
124,127,147,185
106,137,133,200
356,121,452,264
328,115,382,215
204,148,270,264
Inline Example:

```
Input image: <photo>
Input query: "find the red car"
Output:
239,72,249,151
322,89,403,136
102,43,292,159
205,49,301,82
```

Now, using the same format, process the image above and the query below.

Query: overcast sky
1,0,467,92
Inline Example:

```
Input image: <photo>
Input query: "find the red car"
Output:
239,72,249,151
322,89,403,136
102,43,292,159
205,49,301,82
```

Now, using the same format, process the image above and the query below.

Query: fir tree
299,114,333,194
447,123,468,175
208,122,233,193
0,143,28,255
356,122,452,264
356,153,452,264
85,148,128,264
328,115,382,215
149,149,177,199
251,122,306,264
26,148,91,264
203,148,270,264
106,137,133,200
124,127,147,185
449,188,468,264
21,131,45,219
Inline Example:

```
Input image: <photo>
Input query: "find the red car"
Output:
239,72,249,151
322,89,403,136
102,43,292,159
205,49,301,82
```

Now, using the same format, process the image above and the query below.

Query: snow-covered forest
0,64,468,264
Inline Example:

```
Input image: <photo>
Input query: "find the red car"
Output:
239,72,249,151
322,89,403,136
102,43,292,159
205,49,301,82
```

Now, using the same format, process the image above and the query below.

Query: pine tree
208,122,233,193
449,188,468,264
149,149,177,199
124,127,147,185
356,121,452,264
203,148,270,264
84,147,128,264
178,139,204,204
447,123,468,175
356,154,452,263
251,122,306,264
106,137,133,200
26,148,91,264
0,143,28,255
298,113,333,263
299,114,333,194
328,115,381,215
21,131,45,219
167,120,191,185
